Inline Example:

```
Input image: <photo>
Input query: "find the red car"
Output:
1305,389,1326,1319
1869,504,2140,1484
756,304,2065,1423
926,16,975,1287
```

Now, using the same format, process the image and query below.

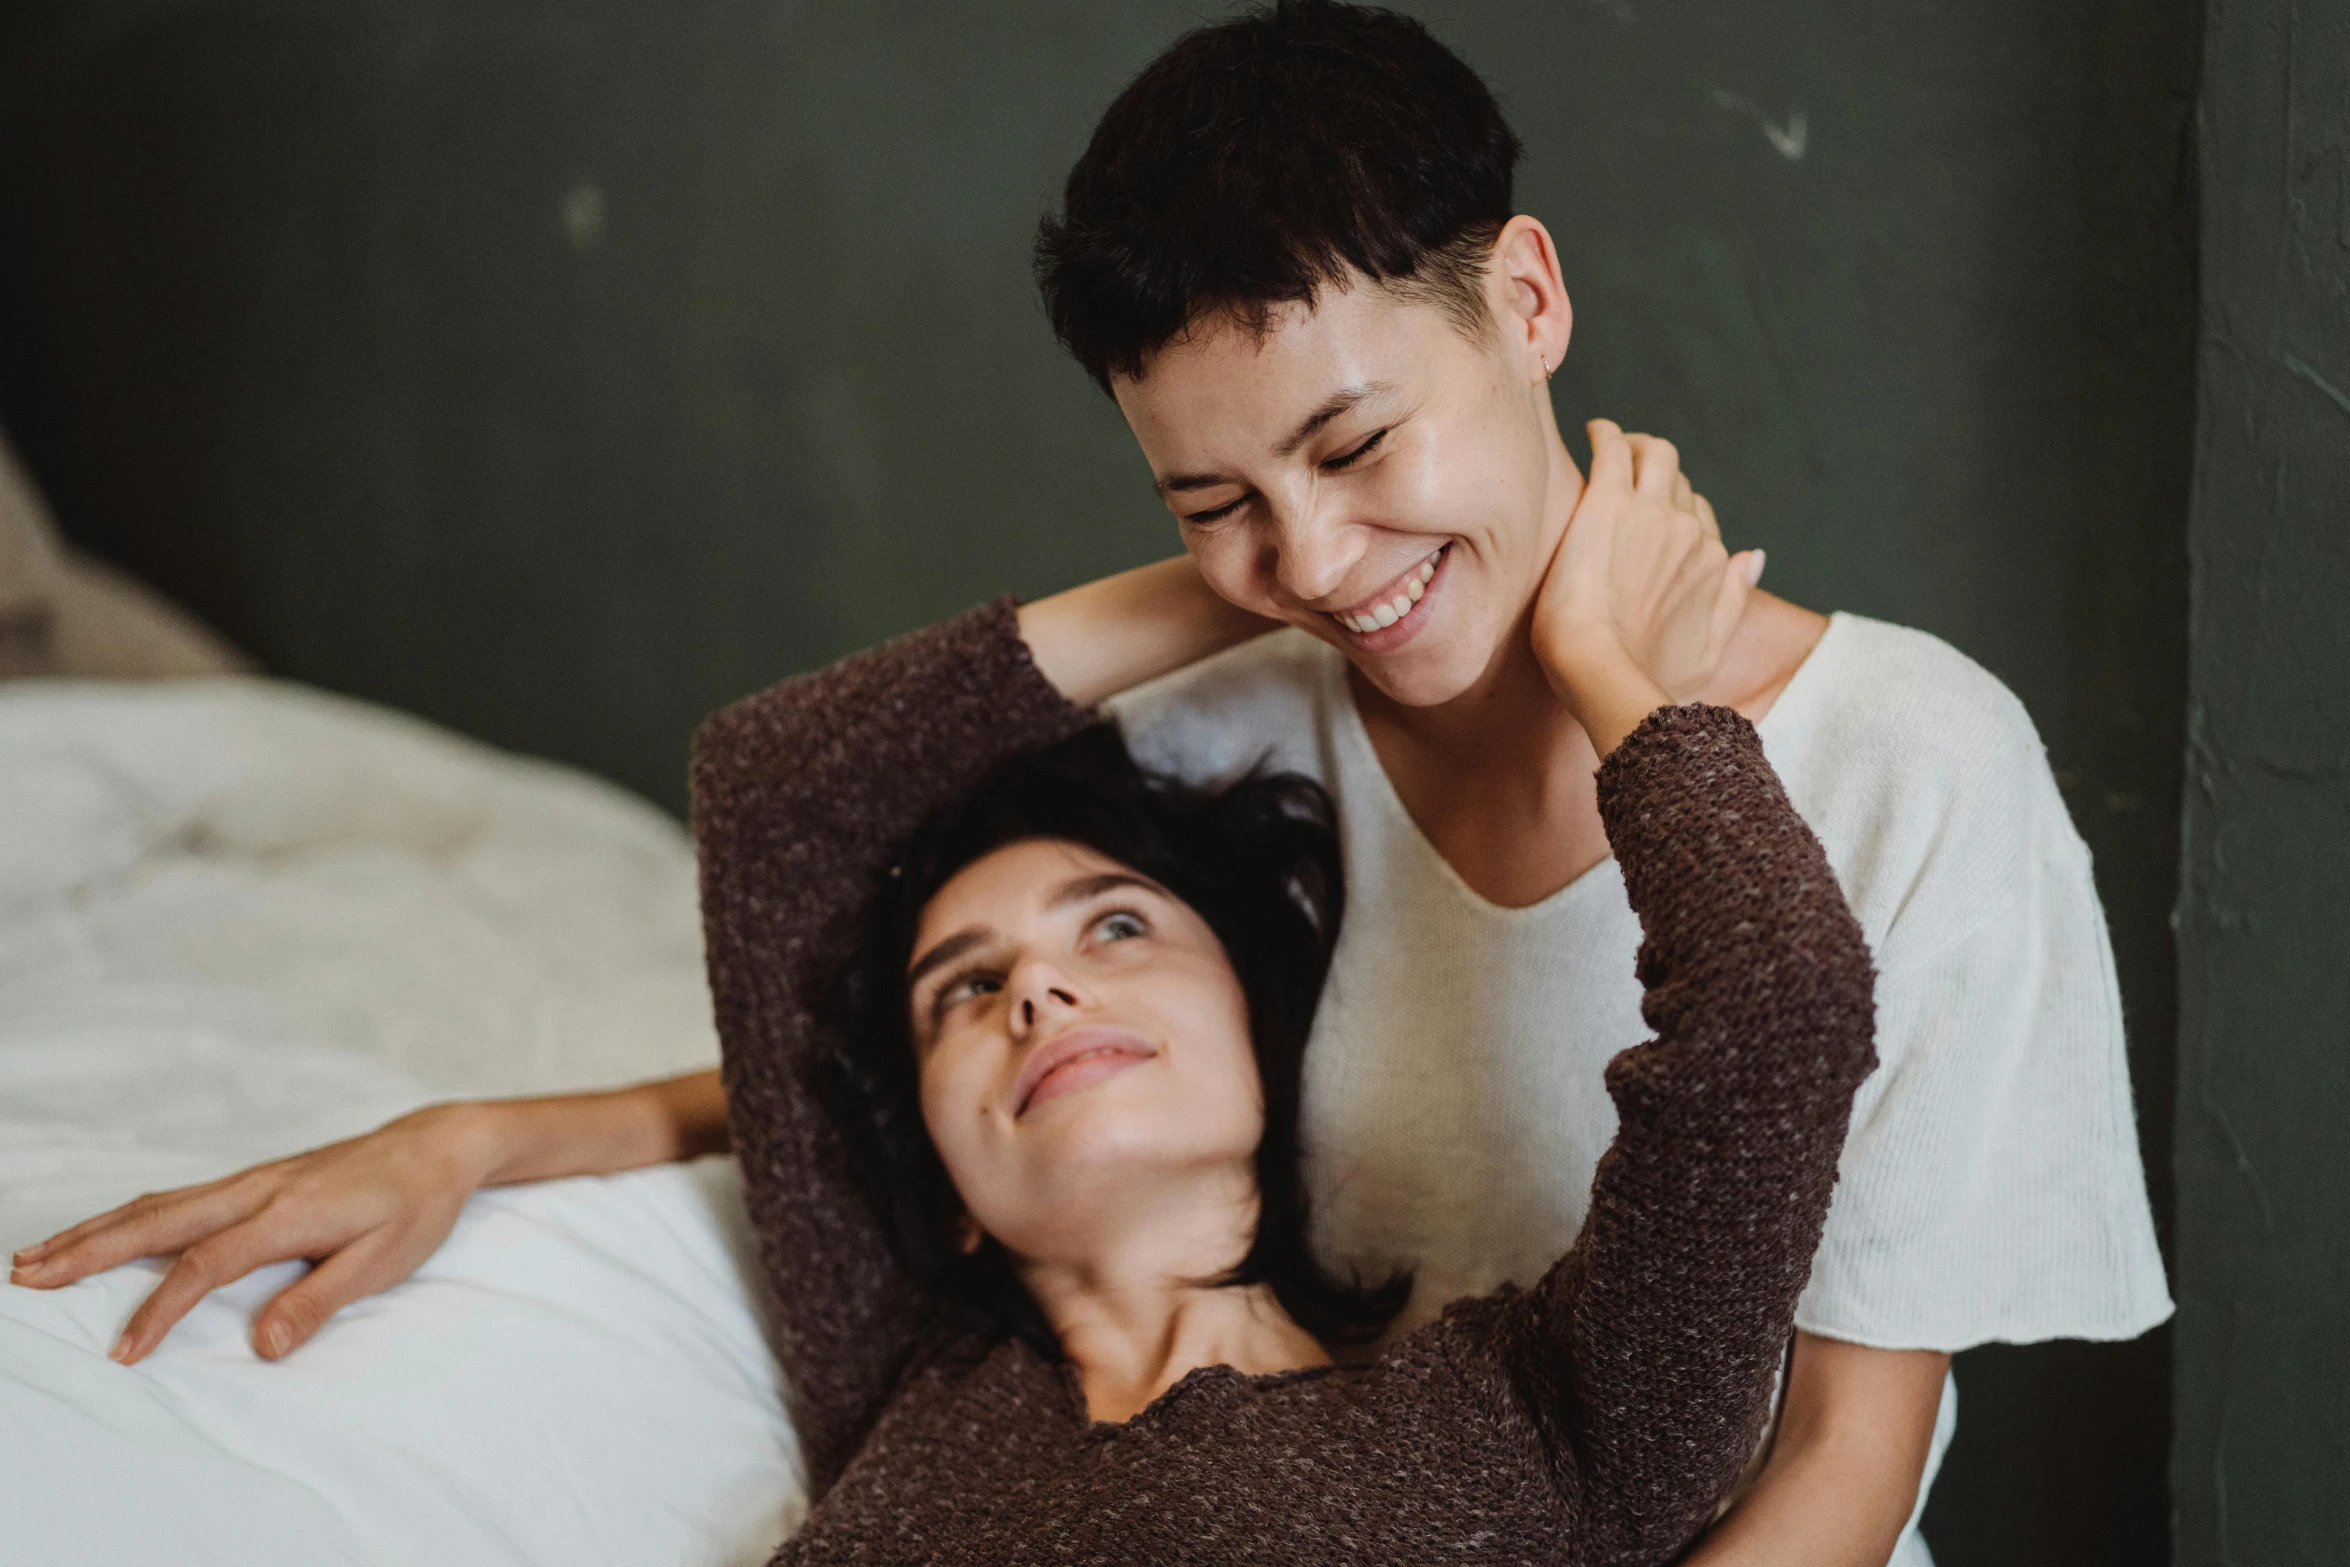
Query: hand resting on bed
11,1070,728,1361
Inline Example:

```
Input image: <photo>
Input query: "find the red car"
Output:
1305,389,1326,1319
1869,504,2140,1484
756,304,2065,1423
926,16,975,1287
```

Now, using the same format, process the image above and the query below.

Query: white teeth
1332,547,1447,635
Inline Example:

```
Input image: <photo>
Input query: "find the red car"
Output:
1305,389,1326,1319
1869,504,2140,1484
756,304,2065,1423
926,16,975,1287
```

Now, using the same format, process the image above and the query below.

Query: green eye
939,972,1000,1009
1094,911,1148,942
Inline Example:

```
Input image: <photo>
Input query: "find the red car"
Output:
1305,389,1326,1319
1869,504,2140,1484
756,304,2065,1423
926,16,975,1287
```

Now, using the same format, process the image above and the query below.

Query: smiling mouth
1013,1028,1158,1117
1324,544,1446,637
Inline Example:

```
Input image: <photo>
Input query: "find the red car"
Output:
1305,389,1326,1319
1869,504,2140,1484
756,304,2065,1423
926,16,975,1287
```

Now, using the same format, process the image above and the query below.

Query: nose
1006,956,1082,1040
1265,487,1366,606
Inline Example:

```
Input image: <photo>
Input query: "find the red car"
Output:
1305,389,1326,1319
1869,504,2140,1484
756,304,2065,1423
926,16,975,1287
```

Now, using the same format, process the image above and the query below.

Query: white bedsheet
0,678,802,1566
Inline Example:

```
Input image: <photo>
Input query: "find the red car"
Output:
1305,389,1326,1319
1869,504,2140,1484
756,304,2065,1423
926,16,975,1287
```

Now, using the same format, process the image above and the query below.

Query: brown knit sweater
691,600,1877,1567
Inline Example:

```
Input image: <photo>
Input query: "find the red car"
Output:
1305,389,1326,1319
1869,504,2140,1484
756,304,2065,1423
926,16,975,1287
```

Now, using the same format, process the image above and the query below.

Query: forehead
914,838,1137,943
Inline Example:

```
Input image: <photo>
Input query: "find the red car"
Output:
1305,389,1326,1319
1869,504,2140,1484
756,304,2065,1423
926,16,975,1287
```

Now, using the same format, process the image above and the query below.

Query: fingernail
261,1322,292,1358
109,1334,135,1364
1745,550,1766,586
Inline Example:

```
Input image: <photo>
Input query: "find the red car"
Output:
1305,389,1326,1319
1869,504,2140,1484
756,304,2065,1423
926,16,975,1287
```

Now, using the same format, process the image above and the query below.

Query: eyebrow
905,928,991,993
1047,870,1171,911
1152,382,1394,496
902,871,1174,991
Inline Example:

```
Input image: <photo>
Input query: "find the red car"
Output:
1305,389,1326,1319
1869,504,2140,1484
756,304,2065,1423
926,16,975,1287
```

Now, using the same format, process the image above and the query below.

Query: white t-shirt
1109,612,2171,1564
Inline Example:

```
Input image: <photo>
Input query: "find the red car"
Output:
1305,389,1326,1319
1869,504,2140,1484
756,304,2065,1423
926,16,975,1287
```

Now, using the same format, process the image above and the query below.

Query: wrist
1536,629,1670,759
415,1100,523,1190
1531,621,1631,703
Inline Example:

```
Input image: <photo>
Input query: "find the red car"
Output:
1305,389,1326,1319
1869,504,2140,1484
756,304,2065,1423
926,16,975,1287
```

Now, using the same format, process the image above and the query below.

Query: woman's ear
953,1211,985,1256
1487,214,1573,384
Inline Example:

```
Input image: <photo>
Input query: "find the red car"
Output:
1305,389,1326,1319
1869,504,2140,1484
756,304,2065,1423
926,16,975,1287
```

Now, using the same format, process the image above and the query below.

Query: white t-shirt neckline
1321,611,1855,921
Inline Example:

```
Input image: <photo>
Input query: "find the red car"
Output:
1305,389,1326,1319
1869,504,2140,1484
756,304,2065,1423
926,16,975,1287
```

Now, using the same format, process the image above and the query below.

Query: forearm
1527,710,1879,1556
695,598,1104,1489
1017,555,1274,707
454,1068,729,1188
1685,1335,1949,1567
1685,1442,1915,1567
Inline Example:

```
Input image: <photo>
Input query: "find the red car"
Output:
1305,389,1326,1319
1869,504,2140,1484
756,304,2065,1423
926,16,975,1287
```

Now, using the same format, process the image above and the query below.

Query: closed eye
1321,428,1387,471
1181,494,1246,527
1179,429,1387,524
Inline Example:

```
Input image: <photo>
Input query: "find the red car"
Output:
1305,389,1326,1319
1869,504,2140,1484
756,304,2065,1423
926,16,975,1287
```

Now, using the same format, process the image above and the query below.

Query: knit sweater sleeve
688,599,1092,1495
1489,704,1879,1565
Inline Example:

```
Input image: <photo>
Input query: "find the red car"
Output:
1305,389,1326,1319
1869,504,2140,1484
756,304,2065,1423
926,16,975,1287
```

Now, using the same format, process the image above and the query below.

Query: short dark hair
1035,0,1523,392
818,724,1409,1360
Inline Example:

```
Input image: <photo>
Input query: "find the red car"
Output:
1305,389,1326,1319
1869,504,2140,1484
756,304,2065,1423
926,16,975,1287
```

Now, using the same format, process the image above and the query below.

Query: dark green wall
0,4,2196,1561
2173,0,2350,1560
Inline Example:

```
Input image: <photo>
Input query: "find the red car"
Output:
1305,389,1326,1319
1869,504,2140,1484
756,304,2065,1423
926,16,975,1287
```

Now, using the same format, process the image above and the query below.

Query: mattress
0,677,802,1566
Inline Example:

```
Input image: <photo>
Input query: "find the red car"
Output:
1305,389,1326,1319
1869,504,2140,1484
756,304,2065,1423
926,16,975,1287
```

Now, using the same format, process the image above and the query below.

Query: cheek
1186,528,1281,617
1408,423,1536,552
918,1048,1004,1206
1167,970,1267,1148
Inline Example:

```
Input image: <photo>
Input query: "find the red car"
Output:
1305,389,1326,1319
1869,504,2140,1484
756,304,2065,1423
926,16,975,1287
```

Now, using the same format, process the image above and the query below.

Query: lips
1012,1026,1158,1117
1323,543,1448,649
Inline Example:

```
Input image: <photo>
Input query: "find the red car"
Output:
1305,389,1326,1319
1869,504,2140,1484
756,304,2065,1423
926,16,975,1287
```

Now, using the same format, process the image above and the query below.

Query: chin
1337,609,1501,708
1283,544,1519,709
1019,1096,1256,1195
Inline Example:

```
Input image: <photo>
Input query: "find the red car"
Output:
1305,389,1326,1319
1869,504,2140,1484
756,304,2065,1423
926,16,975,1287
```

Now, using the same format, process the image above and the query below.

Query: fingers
1624,433,1681,498
1584,418,1632,492
1693,492,1723,545
1711,549,1764,654
15,1191,175,1267
254,1231,402,1359
111,1222,309,1365
12,1178,267,1291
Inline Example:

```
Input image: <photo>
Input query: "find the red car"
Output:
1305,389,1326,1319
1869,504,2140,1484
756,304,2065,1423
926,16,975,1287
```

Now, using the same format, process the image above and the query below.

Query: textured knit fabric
693,600,1879,1564
1107,615,2173,1567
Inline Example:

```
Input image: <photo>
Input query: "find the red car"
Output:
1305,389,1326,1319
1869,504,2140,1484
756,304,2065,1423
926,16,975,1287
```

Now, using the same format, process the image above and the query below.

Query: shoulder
1767,615,2087,947
1775,614,2046,790
1103,627,1341,785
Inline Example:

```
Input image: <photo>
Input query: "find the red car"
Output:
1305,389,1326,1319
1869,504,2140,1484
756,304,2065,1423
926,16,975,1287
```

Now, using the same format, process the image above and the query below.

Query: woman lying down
21,497,1876,1564
676,582,1878,1558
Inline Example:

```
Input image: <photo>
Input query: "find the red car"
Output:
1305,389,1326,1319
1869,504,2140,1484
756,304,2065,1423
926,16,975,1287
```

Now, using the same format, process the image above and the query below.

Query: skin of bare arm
1685,1332,1952,1567
8,560,1267,1367
1014,552,1278,708
10,1069,730,1363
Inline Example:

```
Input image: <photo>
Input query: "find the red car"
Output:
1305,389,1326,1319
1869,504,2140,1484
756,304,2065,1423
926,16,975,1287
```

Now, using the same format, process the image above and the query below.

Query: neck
1012,1176,1330,1424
